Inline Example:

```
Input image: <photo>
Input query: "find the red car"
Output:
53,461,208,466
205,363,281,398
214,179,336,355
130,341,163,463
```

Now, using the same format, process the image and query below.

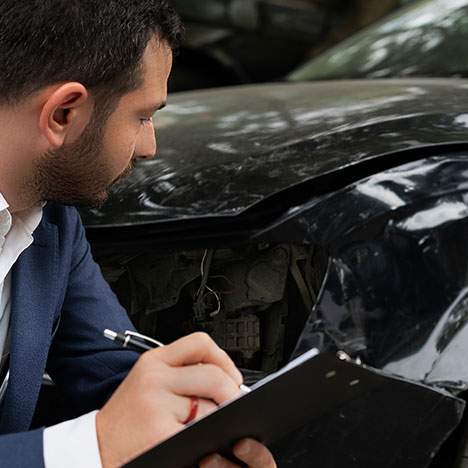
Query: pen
104,329,163,351
104,329,251,393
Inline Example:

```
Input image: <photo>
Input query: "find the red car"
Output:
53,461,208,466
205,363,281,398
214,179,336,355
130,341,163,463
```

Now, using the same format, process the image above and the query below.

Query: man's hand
96,332,275,468
200,439,277,468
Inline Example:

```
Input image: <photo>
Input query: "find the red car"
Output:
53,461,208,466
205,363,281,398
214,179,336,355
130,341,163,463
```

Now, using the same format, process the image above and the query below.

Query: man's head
0,0,182,211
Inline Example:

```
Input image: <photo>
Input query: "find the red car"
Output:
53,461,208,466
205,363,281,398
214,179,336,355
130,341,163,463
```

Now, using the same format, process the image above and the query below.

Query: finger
168,394,218,424
199,453,238,468
168,364,242,404
157,332,243,386
194,398,218,420
233,439,276,468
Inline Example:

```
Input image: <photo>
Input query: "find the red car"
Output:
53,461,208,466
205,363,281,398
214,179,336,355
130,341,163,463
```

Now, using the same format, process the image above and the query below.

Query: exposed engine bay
97,243,328,379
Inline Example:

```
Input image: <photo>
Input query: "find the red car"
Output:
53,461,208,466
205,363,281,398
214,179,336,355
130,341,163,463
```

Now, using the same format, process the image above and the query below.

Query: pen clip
124,330,165,348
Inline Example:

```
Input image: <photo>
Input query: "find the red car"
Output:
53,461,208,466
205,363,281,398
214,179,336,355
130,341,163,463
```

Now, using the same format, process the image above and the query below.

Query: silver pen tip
104,329,118,341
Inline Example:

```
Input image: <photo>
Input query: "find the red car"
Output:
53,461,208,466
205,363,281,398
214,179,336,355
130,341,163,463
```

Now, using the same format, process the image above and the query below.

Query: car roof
81,79,468,228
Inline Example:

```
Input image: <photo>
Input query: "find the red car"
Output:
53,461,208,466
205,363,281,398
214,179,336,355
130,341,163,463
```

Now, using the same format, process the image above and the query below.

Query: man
0,1,277,467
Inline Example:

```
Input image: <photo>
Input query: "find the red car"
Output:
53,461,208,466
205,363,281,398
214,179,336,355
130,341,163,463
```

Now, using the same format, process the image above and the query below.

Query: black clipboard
125,349,394,468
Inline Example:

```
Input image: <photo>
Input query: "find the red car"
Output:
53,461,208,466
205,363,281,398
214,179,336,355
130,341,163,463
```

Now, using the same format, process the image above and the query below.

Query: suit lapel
0,221,58,433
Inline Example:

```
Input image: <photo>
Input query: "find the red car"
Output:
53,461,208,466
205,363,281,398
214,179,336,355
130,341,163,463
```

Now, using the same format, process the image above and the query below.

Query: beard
32,111,133,209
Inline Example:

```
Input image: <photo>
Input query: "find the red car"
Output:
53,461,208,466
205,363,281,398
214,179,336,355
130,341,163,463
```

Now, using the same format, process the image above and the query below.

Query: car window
289,0,468,81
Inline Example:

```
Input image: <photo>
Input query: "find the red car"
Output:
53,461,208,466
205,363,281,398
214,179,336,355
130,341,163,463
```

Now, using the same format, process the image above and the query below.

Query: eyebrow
147,102,167,114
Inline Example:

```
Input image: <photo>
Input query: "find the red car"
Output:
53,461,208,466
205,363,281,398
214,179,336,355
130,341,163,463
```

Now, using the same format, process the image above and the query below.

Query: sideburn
33,97,120,208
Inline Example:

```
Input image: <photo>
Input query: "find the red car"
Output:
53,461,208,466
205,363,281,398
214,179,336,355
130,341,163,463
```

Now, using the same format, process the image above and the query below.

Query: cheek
104,128,138,167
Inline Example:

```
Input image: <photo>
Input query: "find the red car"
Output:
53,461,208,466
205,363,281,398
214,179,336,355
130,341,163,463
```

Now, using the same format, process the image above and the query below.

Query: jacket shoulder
41,202,85,232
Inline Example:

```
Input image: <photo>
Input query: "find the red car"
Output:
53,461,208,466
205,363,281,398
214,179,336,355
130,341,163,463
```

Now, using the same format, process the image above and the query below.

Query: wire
196,249,209,298
206,285,221,317
196,249,222,318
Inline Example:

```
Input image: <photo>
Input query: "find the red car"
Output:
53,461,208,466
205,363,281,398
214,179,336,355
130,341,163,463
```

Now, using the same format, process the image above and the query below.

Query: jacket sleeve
0,428,45,468
46,208,140,415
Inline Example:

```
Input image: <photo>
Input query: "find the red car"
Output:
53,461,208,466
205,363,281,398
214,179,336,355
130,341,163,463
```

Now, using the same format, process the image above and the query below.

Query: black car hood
81,79,468,228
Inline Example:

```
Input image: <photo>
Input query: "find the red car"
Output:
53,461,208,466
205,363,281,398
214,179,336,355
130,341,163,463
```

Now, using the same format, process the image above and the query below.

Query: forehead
125,39,173,107
141,38,173,87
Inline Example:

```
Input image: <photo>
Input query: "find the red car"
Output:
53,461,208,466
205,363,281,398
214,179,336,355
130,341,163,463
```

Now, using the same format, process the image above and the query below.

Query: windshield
289,0,468,81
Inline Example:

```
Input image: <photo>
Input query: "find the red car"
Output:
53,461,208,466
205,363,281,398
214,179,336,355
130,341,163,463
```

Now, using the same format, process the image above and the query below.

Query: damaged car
71,78,468,467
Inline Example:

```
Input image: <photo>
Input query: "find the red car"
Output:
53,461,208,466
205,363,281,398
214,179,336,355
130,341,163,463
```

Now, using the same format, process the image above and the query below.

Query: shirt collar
14,205,44,235
0,194,9,213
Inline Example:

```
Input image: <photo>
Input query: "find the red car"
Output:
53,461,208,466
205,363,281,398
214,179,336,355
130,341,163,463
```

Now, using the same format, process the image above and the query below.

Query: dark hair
0,0,183,104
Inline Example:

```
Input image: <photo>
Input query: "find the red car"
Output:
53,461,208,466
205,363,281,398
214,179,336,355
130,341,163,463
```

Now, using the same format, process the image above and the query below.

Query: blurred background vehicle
169,0,410,91
290,0,468,81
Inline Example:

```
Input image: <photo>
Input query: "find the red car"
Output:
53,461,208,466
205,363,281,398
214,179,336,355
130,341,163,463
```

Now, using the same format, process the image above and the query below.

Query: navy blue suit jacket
0,203,139,467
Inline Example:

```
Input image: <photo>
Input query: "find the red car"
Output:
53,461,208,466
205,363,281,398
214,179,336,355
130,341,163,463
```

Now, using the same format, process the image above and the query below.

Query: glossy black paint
253,154,468,392
81,79,468,229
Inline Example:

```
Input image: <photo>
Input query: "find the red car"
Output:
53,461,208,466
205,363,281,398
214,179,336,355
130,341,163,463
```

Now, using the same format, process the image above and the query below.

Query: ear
38,83,93,149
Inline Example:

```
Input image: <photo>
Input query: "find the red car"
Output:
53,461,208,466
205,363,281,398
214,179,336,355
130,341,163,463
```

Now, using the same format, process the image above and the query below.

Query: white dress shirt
0,194,102,467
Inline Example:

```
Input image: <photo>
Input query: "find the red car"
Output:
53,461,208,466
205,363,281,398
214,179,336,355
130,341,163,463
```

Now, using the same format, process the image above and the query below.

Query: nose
134,122,157,161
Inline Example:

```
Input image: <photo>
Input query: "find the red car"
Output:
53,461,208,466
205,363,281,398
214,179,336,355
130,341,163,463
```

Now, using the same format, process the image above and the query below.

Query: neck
0,186,39,214
0,112,42,213
0,156,41,214
0,145,39,212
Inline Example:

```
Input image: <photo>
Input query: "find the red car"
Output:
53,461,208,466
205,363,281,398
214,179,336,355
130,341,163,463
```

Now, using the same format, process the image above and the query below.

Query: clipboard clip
337,350,362,365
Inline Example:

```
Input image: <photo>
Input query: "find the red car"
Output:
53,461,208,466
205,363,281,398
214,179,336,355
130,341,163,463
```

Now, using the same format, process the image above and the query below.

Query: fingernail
204,454,222,468
235,441,250,457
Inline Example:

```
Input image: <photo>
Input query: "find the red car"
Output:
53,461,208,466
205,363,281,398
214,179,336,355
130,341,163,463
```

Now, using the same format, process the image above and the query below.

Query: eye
140,117,153,125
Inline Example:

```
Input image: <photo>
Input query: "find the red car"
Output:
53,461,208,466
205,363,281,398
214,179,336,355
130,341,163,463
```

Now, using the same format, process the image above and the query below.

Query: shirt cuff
43,410,102,468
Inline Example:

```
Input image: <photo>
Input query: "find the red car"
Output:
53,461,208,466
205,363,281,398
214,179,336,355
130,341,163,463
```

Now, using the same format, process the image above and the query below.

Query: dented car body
81,79,468,467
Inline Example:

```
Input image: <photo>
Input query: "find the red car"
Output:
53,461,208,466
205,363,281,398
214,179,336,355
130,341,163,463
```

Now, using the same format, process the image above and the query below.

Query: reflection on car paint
254,155,468,394
81,80,468,228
